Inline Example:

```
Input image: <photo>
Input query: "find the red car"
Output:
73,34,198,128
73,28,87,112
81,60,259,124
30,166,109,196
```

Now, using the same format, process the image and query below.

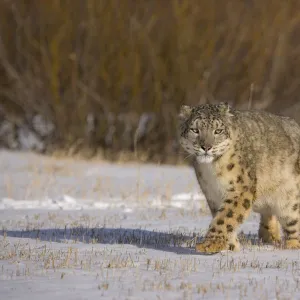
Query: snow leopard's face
178,103,233,163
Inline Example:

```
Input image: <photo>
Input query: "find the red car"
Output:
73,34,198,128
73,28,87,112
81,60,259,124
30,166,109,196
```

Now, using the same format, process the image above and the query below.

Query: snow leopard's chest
196,162,230,211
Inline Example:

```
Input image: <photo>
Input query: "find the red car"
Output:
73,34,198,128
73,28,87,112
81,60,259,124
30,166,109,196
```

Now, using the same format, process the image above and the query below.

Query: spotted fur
179,103,300,253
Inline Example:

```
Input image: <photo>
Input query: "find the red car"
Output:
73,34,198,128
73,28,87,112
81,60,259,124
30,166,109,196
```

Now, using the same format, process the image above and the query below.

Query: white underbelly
253,179,298,215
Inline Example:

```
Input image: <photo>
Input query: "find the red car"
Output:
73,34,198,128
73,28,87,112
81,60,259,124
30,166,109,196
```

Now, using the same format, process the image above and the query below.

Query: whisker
183,153,194,161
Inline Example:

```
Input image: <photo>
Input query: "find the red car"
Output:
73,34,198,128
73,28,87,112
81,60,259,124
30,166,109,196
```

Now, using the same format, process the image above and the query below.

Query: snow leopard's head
178,103,234,163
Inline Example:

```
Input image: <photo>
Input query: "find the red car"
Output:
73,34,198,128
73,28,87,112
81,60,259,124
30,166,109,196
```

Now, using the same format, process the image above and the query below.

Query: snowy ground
0,150,300,300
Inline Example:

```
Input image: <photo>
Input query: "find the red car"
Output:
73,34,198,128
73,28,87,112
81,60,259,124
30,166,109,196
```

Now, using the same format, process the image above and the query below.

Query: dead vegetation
1,0,300,162
1,211,300,299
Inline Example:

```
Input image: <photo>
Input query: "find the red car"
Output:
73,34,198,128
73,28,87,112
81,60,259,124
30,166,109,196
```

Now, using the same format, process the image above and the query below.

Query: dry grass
1,211,300,299
1,0,300,162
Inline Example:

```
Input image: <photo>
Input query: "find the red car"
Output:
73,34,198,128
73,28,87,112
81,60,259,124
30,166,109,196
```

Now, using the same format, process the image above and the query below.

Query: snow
0,193,204,211
0,150,300,299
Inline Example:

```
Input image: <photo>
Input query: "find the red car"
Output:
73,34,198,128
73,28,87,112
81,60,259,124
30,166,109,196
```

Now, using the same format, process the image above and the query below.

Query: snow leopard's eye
190,128,199,134
214,129,224,135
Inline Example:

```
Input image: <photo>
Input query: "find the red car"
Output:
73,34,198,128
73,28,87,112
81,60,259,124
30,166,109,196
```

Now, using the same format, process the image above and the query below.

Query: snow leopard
179,102,300,253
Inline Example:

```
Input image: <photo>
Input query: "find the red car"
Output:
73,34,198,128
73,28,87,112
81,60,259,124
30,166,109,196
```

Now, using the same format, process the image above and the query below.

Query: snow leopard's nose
201,145,212,152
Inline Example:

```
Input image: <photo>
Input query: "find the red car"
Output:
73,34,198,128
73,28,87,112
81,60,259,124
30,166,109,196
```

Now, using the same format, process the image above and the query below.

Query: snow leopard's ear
179,105,192,122
218,102,234,117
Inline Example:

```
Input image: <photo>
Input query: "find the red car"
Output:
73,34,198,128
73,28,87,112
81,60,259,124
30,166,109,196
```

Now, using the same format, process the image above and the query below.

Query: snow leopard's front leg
196,179,255,253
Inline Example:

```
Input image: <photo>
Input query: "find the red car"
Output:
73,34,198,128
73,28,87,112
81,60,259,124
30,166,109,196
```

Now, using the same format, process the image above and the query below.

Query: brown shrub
1,0,300,162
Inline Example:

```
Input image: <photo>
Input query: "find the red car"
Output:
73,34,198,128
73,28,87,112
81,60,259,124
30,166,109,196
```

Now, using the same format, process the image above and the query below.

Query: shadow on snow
1,226,261,255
